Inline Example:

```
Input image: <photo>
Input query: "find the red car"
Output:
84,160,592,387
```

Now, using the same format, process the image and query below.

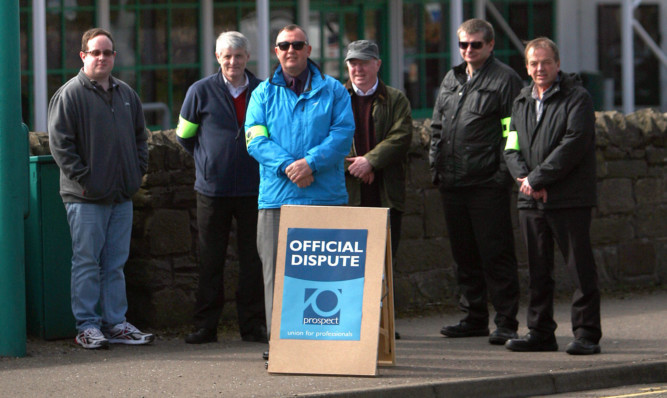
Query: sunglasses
84,49,115,57
275,41,307,51
458,41,484,50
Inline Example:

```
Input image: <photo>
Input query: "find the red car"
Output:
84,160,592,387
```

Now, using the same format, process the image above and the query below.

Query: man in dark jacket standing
504,37,601,355
343,40,412,259
430,19,522,345
177,31,266,345
48,28,153,349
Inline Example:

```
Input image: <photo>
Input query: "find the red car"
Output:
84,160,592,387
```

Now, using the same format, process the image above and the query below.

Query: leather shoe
566,338,601,355
262,350,269,360
488,327,518,345
440,322,489,338
505,331,558,352
185,328,217,344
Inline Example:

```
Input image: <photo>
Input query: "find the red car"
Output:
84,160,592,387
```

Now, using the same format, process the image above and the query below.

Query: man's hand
346,156,374,184
286,159,314,188
517,177,547,203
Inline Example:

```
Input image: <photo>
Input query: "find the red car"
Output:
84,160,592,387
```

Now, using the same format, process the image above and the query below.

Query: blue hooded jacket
245,60,354,209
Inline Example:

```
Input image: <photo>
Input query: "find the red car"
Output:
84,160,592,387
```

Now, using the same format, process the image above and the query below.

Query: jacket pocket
462,142,497,178
467,89,498,116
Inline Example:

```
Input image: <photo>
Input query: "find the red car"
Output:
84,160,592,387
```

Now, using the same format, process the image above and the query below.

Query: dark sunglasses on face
458,41,484,50
275,41,307,51
84,49,115,57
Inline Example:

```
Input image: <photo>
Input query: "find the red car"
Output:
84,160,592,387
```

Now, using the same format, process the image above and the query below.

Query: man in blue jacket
177,31,266,345
245,24,355,359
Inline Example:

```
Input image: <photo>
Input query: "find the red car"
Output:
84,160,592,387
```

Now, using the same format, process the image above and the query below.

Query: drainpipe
450,0,463,67
0,0,27,357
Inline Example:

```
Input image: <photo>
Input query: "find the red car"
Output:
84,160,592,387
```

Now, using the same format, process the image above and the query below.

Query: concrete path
1,291,665,397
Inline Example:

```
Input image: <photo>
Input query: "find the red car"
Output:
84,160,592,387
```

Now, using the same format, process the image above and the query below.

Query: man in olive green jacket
344,40,413,258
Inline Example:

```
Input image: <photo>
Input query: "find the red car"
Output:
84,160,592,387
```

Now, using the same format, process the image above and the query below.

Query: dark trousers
519,208,601,343
389,208,402,259
194,193,265,336
439,186,519,330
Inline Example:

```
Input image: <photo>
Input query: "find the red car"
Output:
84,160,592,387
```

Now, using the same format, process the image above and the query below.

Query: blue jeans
65,201,132,332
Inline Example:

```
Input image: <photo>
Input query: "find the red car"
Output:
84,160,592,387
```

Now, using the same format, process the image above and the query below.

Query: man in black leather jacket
430,19,523,345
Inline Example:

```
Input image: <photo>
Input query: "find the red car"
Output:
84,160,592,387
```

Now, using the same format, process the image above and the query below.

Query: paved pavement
1,291,665,397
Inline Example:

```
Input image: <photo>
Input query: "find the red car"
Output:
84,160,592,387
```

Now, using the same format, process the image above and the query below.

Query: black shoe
566,338,601,355
440,322,489,338
262,350,269,360
489,327,518,345
242,325,268,343
185,328,217,344
395,331,401,340
505,331,558,352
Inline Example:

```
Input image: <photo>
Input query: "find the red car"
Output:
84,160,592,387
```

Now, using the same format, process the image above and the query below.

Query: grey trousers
257,208,281,337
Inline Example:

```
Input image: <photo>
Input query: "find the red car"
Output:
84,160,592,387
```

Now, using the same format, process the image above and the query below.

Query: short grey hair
215,31,250,54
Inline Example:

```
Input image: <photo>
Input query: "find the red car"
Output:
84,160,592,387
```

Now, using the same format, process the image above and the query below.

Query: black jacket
429,55,523,189
504,72,597,209
177,69,261,197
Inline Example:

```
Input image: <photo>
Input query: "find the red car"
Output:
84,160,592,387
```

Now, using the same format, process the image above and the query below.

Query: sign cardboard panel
377,237,396,366
267,205,392,376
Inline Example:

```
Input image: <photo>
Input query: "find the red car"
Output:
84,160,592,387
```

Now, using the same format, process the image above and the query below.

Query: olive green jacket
344,79,413,212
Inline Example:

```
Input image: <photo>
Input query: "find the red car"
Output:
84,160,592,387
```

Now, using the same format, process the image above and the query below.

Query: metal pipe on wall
201,0,215,77
256,0,270,79
0,0,27,358
389,0,404,91
450,0,463,67
32,0,48,132
621,0,635,114
298,0,309,31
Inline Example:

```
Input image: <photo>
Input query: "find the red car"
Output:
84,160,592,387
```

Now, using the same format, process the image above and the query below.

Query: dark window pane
65,11,95,69
46,12,62,69
172,9,198,64
140,9,168,64
598,4,660,106
172,68,200,122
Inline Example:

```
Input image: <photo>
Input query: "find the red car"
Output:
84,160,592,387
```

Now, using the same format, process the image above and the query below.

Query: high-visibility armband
176,116,199,139
505,130,520,151
245,125,269,147
501,116,512,138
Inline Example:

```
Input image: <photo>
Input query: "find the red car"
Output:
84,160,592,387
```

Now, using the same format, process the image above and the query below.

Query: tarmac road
1,290,665,397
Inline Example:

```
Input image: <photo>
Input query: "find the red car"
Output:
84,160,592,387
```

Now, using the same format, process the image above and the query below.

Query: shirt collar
283,67,310,85
532,75,560,101
351,78,379,97
222,72,249,98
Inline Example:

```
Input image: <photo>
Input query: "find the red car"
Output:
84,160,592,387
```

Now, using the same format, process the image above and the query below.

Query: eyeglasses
84,49,115,57
275,41,307,51
458,41,484,50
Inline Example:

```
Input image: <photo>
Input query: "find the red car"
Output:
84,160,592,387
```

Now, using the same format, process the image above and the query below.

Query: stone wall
29,109,667,328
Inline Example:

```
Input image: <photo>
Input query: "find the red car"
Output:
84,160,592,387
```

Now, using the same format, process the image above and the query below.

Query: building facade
20,0,667,131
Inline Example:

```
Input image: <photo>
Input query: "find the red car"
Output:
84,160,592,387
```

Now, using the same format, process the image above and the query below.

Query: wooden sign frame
267,205,395,376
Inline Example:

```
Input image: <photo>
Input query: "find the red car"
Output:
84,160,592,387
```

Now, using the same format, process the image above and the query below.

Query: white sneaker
75,327,110,349
104,321,155,345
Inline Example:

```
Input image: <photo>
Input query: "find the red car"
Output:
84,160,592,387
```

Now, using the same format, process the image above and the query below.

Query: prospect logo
302,288,342,325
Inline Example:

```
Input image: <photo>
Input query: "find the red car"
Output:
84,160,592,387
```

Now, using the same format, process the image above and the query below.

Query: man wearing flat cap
344,40,413,259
